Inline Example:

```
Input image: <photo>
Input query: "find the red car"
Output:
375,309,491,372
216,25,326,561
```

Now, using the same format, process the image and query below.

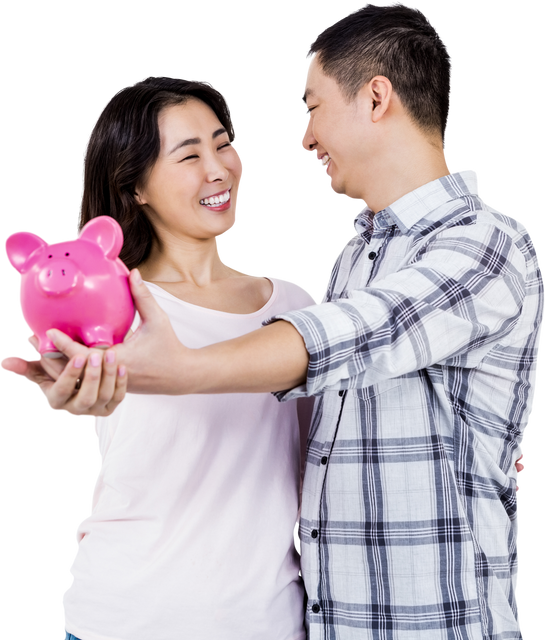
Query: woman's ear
134,189,147,206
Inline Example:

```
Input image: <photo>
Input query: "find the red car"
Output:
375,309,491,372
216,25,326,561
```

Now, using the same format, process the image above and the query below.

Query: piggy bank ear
6,232,47,273
79,216,123,260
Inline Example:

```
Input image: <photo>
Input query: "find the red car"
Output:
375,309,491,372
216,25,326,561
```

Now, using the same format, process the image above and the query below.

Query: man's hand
113,270,190,394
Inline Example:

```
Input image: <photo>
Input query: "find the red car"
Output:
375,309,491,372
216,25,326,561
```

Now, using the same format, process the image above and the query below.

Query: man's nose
302,120,317,151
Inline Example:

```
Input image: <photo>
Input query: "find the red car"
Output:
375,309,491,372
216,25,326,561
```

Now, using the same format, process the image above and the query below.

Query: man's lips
315,153,331,170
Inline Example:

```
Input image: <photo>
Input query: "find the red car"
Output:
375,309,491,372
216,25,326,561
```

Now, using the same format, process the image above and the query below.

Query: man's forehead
302,57,321,103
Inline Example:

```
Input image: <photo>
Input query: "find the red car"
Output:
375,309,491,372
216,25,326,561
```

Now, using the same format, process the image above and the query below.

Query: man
4,4,542,639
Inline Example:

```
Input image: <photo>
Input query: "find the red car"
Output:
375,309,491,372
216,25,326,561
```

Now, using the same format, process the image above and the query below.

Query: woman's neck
138,234,233,287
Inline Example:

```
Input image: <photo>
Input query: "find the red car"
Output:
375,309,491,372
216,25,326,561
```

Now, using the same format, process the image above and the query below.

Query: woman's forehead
158,100,223,150
159,99,219,130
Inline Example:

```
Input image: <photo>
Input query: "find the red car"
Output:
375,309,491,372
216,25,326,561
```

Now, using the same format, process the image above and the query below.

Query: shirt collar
354,171,478,239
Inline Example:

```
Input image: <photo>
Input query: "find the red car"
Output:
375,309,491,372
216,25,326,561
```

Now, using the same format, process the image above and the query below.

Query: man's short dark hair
309,4,451,139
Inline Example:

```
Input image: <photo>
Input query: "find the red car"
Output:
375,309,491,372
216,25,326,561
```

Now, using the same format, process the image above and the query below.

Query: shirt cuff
264,315,310,402
264,302,358,401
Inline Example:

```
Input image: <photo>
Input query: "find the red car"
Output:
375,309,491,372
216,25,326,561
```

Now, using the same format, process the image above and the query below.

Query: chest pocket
352,376,402,402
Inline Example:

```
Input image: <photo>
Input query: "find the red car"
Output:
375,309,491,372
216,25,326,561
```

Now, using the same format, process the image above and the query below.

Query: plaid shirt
272,172,543,639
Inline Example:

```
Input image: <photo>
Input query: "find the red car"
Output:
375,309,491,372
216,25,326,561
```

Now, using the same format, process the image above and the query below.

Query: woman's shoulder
264,274,317,305
221,273,315,315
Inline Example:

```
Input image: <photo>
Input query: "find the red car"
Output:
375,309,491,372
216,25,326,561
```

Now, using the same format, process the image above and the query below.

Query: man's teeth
322,154,331,166
200,191,230,206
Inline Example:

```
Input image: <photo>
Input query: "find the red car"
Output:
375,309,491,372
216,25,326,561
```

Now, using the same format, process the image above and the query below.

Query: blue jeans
65,634,82,640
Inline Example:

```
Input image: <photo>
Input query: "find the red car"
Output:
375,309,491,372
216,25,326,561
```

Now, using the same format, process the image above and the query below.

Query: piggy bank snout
37,259,81,295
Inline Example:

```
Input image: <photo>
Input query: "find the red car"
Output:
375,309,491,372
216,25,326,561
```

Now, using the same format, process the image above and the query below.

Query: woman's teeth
200,191,230,206
322,154,331,166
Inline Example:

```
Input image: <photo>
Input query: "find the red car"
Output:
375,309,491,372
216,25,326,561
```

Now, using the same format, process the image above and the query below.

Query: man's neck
360,129,450,214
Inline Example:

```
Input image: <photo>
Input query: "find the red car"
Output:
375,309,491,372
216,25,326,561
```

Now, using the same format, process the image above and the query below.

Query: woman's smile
199,188,231,210
136,99,242,242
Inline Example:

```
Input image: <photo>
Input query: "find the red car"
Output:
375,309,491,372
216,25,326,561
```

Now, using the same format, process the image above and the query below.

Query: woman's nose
206,156,229,182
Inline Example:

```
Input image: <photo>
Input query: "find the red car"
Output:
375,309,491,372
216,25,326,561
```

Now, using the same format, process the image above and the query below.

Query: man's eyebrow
168,128,228,155
302,89,314,104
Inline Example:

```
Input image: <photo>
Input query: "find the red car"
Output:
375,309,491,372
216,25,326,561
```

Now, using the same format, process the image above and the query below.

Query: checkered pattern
271,172,543,639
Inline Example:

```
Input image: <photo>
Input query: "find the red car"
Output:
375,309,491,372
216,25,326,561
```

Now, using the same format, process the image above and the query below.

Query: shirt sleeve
269,222,528,401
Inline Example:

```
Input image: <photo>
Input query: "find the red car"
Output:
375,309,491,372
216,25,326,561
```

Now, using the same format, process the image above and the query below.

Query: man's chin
327,178,361,202
327,178,343,196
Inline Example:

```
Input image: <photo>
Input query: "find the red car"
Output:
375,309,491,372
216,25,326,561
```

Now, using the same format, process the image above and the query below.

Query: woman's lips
199,188,231,211
206,200,231,212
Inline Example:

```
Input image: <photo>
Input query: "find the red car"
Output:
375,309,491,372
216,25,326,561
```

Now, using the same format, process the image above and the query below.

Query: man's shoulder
476,203,533,243
462,196,539,260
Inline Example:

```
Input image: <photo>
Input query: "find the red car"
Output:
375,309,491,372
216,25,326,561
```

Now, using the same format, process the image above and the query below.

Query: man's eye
218,142,232,150
306,106,316,114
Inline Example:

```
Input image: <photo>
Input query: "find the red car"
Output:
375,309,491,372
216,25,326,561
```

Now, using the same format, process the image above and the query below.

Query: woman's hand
39,270,190,395
2,340,127,416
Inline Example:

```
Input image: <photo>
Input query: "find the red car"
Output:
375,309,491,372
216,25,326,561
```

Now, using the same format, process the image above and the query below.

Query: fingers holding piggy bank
6,216,135,357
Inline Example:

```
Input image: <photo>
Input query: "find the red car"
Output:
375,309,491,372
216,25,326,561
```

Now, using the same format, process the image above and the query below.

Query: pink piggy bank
6,216,135,358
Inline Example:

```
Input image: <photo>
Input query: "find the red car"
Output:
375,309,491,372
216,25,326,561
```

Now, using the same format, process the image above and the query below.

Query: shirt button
321,456,328,465
312,603,321,613
311,529,318,538
368,251,377,260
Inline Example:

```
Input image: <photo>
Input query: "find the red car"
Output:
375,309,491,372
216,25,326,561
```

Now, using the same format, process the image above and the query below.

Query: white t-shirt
64,278,314,640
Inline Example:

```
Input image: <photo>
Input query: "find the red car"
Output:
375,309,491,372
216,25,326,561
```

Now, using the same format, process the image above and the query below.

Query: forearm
30,273,310,398
192,320,309,393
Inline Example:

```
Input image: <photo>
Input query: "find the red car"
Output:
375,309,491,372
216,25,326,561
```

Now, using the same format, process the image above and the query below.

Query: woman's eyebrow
167,128,228,155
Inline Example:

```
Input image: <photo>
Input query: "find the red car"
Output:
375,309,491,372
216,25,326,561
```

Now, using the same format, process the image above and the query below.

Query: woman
26,77,313,640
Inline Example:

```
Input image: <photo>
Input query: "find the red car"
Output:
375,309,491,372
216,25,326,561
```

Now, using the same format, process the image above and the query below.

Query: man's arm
5,219,536,408
117,271,310,393
191,322,309,393
110,270,310,394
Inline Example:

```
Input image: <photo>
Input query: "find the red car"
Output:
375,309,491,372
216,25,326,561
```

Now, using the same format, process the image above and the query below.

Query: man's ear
364,75,393,123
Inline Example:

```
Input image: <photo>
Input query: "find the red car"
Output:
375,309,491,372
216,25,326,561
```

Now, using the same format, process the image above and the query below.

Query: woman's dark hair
310,4,450,140
80,77,235,269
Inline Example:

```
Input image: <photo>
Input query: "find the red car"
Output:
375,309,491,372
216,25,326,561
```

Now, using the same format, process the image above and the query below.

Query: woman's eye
180,142,232,162
306,106,316,114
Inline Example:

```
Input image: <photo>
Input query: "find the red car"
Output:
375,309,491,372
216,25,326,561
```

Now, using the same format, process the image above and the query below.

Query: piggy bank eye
65,252,70,256
48,254,52,258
